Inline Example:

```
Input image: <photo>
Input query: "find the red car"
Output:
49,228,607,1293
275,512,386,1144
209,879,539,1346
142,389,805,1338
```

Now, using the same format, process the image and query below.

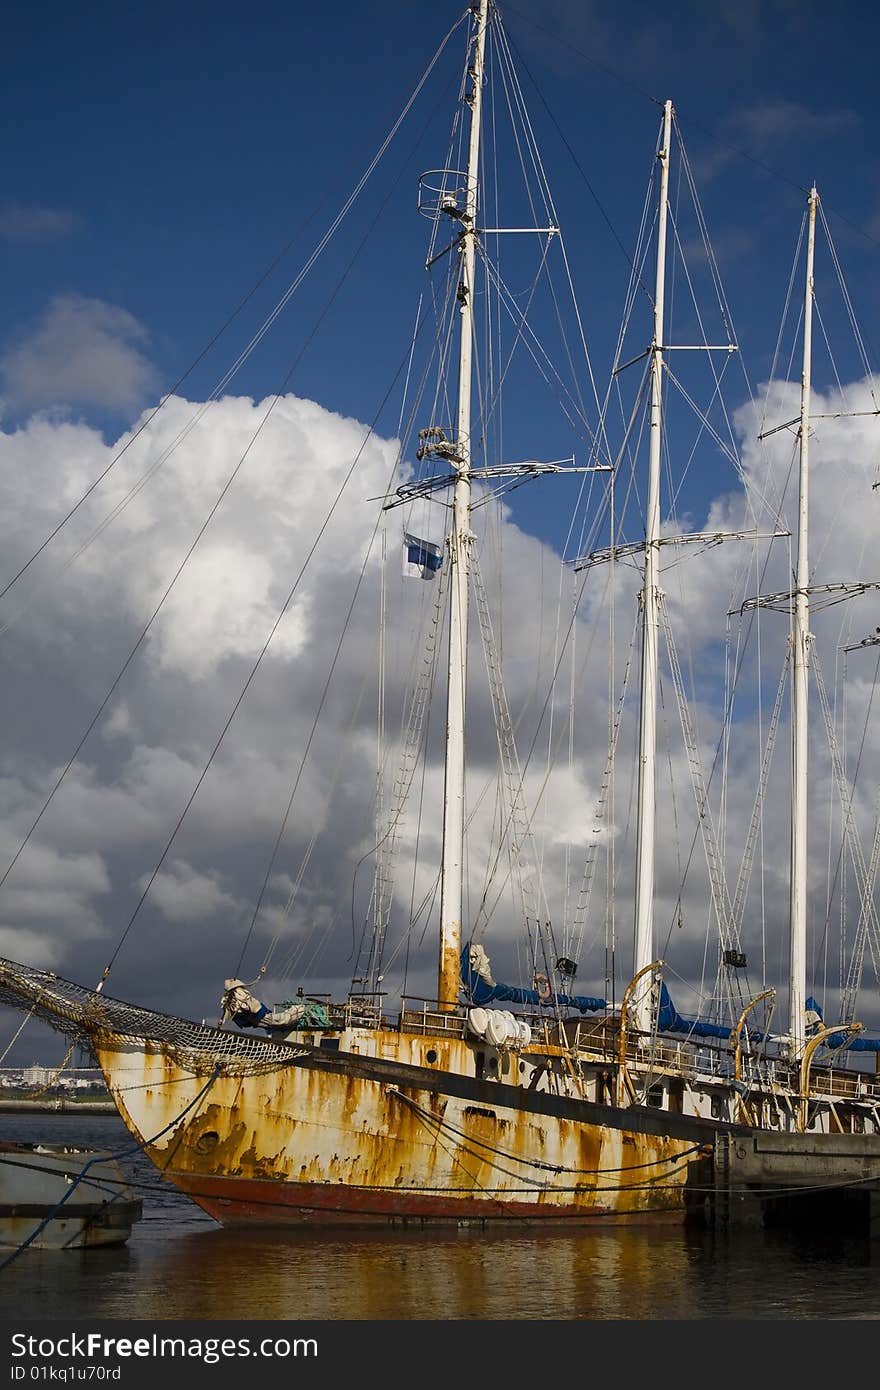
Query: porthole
195,1130,220,1155
426,1049,438,1064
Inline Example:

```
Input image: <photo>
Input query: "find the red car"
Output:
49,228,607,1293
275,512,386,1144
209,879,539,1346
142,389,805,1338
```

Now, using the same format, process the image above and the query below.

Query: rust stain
90,1031,697,1224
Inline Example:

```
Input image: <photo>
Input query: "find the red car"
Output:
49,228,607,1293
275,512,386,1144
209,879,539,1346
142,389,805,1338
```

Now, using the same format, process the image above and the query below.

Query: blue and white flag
402,532,443,580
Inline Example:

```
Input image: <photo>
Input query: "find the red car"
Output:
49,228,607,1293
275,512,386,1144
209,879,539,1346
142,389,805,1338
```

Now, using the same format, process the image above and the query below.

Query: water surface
0,1114,875,1320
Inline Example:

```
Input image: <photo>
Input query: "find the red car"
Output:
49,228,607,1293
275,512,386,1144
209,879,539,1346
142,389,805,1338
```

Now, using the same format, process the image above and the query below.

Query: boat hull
0,1144,142,1250
92,1030,721,1229
0,955,732,1230
167,1171,689,1227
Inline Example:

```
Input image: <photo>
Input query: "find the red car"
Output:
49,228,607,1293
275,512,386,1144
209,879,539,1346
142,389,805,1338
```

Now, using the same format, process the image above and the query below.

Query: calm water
0,1113,877,1321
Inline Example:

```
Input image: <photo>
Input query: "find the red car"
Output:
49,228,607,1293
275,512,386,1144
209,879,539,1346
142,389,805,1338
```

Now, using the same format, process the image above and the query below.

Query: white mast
437,0,488,1010
632,99,672,1035
789,185,818,1054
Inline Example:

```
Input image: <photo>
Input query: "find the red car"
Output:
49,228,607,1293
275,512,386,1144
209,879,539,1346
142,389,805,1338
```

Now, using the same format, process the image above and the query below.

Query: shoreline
0,1099,116,1114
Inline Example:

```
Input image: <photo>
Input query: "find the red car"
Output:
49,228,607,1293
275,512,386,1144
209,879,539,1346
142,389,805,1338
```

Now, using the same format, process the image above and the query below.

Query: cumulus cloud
0,802,110,971
136,860,240,924
1,380,879,1057
0,295,160,417
0,390,611,1014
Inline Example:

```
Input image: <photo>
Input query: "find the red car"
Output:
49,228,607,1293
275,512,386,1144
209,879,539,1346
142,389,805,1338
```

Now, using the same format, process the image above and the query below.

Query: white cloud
0,812,110,971
0,382,879,1043
732,99,859,148
0,203,78,244
136,859,239,923
0,295,160,416
694,99,860,182
0,929,64,970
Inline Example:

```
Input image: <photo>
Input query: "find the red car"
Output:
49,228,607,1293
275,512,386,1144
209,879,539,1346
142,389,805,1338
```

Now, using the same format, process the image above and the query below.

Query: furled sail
807,996,880,1053
221,979,268,1028
657,983,747,1042
460,944,605,1014
220,980,329,1031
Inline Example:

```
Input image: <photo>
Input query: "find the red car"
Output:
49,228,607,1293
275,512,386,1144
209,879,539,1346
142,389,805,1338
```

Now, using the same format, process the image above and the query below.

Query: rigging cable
0,210,327,611
13,270,439,990
0,50,465,938
503,1,880,252
0,13,467,631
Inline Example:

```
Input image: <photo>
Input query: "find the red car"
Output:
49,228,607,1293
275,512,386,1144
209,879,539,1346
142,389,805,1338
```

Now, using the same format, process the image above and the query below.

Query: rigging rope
0,93,460,916
0,14,468,638
812,651,880,1016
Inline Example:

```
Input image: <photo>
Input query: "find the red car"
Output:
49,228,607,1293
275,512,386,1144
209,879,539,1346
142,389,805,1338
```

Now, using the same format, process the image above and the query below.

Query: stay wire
0,48,460,925
504,2,880,251
0,209,327,609
494,16,608,447
0,204,383,906
108,280,441,988
230,131,468,980
0,11,466,613
501,19,653,306
345,279,462,982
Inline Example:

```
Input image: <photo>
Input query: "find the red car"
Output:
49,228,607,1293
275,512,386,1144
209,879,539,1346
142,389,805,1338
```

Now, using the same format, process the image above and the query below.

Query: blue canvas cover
656,982,737,1041
460,945,605,1013
806,995,880,1052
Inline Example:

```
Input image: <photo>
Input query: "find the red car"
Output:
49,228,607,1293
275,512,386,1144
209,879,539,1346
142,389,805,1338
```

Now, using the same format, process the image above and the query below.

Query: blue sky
2,0,877,479
2,0,880,1057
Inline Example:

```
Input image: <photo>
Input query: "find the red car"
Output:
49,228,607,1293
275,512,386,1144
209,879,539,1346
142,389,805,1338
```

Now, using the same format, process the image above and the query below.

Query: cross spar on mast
789,184,818,1056
438,0,489,1011
632,99,672,1035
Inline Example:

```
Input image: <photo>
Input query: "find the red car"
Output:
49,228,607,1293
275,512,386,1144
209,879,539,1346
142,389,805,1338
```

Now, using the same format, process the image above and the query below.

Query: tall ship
2,1,880,1228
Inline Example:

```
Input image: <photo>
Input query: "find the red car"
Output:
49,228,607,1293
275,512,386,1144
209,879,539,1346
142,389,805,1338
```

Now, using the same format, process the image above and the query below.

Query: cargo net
0,955,311,1078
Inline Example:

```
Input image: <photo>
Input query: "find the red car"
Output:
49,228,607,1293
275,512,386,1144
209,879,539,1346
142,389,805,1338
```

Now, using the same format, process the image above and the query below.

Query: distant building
23,1064,53,1088
0,1066,108,1092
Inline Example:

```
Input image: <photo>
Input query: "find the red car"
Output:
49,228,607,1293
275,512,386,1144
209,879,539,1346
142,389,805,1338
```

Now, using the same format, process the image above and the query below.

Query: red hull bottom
170,1172,687,1228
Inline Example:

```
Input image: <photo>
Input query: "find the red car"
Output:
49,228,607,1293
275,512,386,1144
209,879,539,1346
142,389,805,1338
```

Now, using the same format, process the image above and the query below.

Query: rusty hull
90,1026,714,1228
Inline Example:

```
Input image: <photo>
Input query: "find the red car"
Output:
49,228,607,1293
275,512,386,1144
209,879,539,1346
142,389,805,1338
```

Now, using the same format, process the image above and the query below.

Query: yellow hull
92,1027,715,1226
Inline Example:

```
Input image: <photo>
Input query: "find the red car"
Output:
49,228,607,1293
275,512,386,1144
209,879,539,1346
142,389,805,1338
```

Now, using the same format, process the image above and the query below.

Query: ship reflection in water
0,1116,875,1320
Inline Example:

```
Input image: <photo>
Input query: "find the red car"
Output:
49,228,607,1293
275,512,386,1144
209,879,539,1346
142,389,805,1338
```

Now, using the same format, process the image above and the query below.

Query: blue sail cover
657,987,880,1052
657,983,756,1042
460,946,605,1013
806,996,880,1053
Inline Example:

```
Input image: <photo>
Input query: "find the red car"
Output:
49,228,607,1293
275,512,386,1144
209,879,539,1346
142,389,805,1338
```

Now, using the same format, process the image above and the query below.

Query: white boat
0,1142,142,1250
1,0,880,1230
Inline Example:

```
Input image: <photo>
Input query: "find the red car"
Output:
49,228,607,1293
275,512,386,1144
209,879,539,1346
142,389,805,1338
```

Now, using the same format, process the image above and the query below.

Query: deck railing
386,1000,880,1105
